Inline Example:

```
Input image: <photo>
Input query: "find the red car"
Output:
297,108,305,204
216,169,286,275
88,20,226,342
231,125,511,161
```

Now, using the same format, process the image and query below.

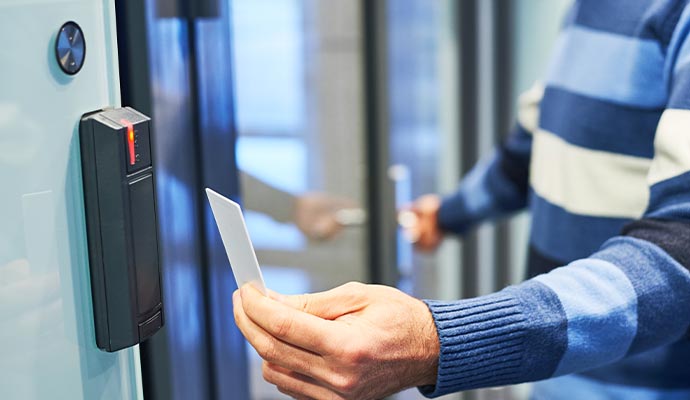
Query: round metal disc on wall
55,21,86,75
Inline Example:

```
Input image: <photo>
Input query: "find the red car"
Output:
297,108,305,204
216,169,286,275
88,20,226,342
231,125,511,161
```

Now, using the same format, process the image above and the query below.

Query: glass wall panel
385,1,570,399
229,1,570,399
384,1,462,399
231,1,368,398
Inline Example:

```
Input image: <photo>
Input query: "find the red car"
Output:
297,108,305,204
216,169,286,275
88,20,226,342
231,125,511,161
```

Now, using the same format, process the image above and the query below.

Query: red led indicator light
121,119,136,166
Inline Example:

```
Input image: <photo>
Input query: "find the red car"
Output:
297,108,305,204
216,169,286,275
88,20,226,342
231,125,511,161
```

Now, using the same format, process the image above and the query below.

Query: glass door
232,0,369,292
381,1,571,400
230,1,370,398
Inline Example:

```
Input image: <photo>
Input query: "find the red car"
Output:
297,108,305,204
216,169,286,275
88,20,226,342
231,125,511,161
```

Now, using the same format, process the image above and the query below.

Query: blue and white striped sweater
423,0,690,398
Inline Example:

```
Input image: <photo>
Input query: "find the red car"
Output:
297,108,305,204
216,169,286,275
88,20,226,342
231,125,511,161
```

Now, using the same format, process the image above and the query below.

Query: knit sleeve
420,5,690,397
437,83,542,234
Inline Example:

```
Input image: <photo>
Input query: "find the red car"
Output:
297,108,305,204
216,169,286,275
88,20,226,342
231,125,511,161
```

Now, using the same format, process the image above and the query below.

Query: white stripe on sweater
530,130,650,218
648,109,690,185
517,82,544,134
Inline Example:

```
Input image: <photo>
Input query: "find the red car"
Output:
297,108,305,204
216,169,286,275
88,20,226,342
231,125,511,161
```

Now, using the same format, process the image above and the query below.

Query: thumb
269,282,367,320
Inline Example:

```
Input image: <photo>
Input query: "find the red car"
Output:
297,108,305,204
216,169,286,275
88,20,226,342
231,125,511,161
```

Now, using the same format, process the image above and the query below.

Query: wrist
419,291,528,397
414,298,440,387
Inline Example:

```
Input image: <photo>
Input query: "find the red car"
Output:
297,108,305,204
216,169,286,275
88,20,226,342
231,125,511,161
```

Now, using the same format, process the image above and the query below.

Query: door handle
388,164,414,281
334,208,367,226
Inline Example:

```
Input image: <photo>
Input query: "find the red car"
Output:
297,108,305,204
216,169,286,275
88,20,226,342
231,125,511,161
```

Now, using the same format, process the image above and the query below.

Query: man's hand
401,194,443,252
233,282,439,400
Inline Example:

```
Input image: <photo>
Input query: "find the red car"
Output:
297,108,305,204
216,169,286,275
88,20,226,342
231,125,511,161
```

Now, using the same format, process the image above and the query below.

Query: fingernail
232,290,240,303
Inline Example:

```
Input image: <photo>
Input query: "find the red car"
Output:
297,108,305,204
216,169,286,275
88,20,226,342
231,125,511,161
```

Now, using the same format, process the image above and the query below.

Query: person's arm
437,83,542,234
240,171,358,240
234,211,690,399
233,9,690,399
240,171,297,223
409,84,542,251
420,8,690,395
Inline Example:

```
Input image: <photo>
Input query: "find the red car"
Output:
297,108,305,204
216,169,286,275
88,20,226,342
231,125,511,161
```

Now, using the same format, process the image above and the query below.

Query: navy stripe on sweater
527,245,566,278
529,191,631,263
540,86,660,158
498,124,532,198
646,170,690,219
438,149,529,235
623,218,690,268
582,341,690,389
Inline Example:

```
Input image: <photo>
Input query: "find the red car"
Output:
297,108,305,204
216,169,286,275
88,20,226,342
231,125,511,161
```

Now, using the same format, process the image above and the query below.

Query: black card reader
80,107,164,352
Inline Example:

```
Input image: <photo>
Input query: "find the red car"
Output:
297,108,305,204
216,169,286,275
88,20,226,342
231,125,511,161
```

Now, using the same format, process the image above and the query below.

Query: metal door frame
115,0,249,398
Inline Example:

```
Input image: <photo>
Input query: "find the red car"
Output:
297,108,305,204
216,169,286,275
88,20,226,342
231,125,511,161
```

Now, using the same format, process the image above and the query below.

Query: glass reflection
231,1,369,398
145,7,212,398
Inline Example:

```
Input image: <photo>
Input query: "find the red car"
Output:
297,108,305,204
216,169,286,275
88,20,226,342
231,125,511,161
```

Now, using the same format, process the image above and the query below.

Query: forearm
438,82,541,235
239,171,296,223
420,236,690,397
438,131,531,234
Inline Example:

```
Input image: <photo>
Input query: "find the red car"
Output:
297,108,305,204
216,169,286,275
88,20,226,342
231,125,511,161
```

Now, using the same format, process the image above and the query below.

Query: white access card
206,188,267,295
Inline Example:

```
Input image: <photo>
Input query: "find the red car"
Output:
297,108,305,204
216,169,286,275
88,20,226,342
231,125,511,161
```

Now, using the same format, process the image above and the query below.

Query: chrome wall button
55,21,85,75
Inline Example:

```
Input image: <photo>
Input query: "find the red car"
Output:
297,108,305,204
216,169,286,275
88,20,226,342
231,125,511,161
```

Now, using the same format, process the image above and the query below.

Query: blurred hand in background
240,171,364,242
294,193,364,241
400,194,443,252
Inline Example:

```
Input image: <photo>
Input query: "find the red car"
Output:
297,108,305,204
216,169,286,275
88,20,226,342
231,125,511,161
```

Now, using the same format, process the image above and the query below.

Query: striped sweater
421,1,690,398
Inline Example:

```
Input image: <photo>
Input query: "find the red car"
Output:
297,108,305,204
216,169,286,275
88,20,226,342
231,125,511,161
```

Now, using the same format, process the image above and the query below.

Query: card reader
80,107,164,352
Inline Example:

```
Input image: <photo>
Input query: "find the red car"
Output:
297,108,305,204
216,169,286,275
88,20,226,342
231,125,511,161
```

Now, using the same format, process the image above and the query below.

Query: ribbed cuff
419,292,528,398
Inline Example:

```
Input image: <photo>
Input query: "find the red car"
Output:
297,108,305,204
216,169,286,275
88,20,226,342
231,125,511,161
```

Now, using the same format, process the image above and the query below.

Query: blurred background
129,0,572,399
0,0,571,399
228,1,569,398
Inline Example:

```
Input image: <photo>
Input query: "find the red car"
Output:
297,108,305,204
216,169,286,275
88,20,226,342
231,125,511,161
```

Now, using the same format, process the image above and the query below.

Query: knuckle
257,335,279,362
321,339,338,356
342,281,363,291
329,336,352,360
295,294,310,313
342,281,366,298
347,346,368,365
330,374,357,394
296,357,314,377
272,314,294,338
337,338,368,366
